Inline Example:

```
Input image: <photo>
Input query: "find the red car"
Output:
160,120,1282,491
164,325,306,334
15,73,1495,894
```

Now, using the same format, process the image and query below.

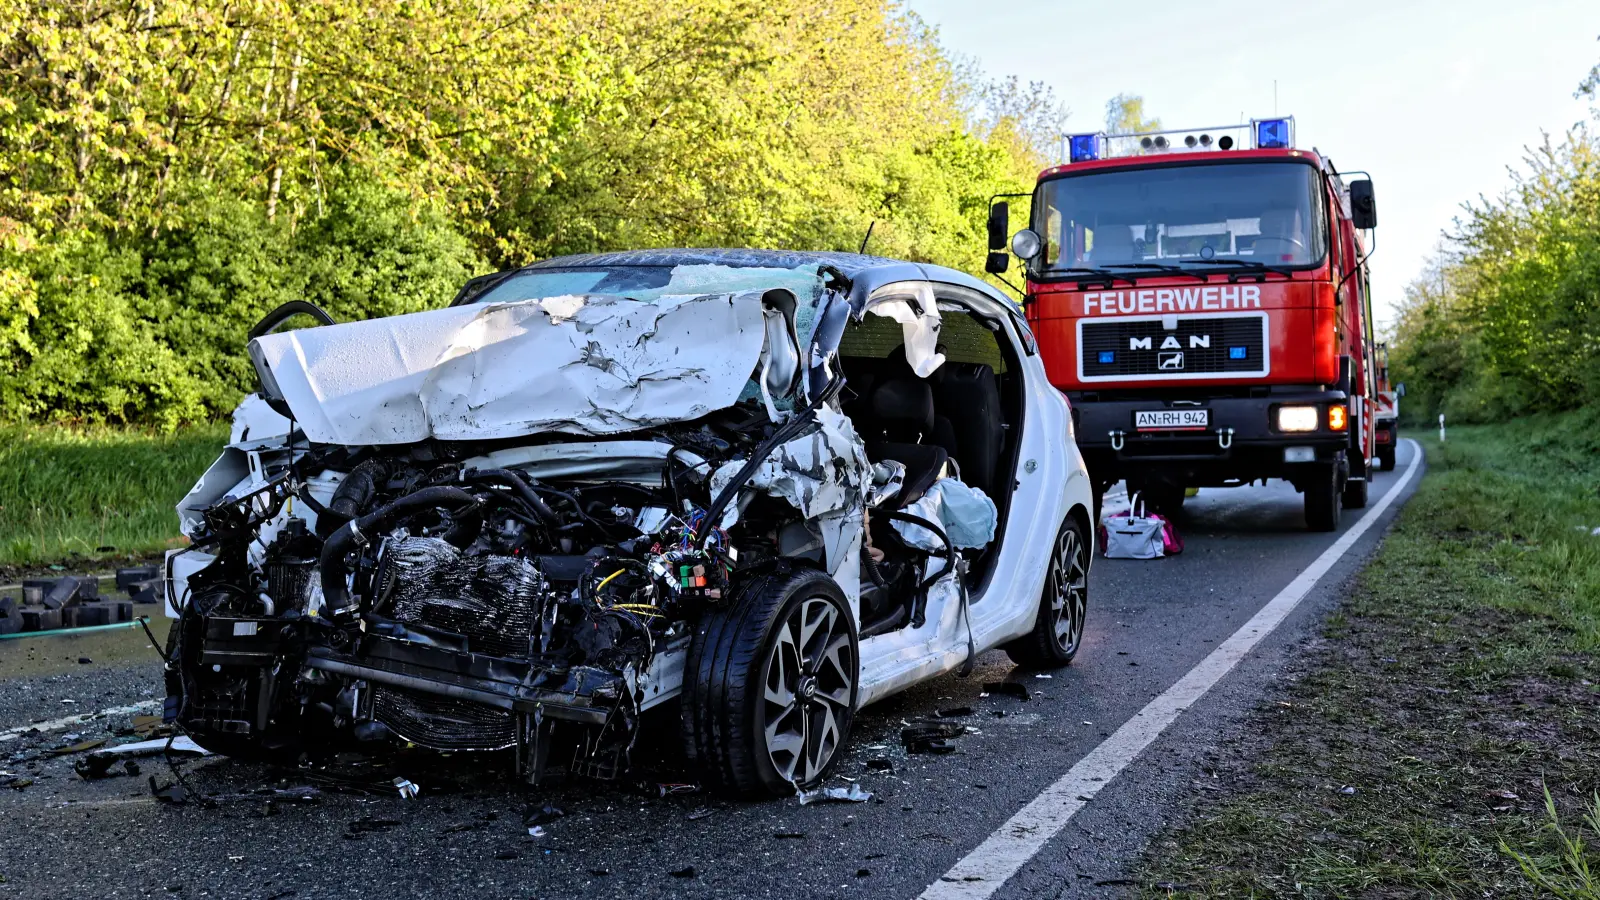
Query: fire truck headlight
1011,229,1042,260
1328,405,1349,431
1276,405,1319,433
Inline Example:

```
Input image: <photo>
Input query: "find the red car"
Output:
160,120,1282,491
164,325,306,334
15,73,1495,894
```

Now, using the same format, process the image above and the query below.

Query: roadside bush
0,174,483,426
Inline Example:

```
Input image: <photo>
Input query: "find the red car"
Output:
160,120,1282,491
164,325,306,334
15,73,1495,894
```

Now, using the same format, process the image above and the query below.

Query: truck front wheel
1303,462,1341,532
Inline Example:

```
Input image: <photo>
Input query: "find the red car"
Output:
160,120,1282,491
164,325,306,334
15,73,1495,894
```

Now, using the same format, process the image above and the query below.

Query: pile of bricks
0,566,161,635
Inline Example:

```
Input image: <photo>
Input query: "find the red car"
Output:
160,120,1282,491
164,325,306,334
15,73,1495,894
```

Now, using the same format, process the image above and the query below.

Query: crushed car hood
249,291,773,445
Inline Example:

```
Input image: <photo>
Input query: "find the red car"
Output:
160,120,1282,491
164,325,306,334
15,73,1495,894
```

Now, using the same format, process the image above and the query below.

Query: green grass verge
0,423,228,570
1139,408,1600,898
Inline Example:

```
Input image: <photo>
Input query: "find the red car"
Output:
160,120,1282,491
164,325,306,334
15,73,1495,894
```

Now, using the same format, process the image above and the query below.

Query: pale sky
907,0,1599,330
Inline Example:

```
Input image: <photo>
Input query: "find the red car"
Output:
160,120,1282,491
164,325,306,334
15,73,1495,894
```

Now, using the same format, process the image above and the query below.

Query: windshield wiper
1176,258,1294,277
1102,263,1210,283
1046,266,1138,286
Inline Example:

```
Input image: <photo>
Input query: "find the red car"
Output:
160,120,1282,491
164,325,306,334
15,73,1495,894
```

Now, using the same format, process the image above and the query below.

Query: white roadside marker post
1439,413,1446,443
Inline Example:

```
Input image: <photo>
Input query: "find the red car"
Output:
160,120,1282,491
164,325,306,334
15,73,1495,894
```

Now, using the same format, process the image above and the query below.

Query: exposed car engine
166,396,879,782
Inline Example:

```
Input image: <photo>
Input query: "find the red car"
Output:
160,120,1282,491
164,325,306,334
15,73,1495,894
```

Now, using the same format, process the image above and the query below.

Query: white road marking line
921,440,1423,899
0,700,162,743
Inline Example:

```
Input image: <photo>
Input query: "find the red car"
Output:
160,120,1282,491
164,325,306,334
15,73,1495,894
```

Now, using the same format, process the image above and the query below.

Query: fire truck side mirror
1396,382,1406,397
985,252,1010,274
1349,179,1377,229
987,202,1010,251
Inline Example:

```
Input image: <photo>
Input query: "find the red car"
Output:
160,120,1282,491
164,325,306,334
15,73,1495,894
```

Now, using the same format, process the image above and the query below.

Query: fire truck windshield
1032,161,1328,277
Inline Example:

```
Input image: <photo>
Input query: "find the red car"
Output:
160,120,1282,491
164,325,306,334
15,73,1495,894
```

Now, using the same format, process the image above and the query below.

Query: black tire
1304,462,1341,532
1342,474,1369,509
1004,518,1090,668
682,566,858,798
1377,442,1396,471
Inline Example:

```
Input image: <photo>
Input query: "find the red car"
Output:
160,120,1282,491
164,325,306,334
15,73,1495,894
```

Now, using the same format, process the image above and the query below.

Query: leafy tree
1105,93,1160,134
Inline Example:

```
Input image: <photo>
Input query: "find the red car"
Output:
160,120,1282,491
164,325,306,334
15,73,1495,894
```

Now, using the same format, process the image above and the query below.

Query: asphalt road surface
0,441,1421,900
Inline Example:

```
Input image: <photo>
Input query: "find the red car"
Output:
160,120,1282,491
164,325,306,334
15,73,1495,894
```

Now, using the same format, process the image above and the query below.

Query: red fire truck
986,117,1379,530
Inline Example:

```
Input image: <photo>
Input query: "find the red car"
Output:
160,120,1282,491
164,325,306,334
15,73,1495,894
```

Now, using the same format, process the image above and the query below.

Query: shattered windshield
472,263,826,307
1033,161,1328,274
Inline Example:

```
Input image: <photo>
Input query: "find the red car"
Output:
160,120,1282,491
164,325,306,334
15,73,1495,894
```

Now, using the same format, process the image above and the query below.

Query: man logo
1129,337,1152,350
1158,351,1184,370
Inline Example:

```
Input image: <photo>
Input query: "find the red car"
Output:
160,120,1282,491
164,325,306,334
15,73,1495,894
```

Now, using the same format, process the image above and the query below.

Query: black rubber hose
316,458,389,538
319,485,477,619
461,468,561,525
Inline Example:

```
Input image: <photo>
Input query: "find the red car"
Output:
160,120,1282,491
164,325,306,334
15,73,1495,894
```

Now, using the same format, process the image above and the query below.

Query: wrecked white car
164,249,1094,797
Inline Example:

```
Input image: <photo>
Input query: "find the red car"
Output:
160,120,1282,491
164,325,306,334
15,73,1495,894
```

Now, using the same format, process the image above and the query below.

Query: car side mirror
987,202,1009,251
1349,179,1377,229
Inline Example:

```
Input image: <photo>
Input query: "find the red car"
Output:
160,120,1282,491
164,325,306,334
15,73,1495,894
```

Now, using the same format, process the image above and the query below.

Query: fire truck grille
1080,315,1267,378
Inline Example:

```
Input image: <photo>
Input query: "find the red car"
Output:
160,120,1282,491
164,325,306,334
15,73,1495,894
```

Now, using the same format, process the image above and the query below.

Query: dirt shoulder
1136,418,1600,897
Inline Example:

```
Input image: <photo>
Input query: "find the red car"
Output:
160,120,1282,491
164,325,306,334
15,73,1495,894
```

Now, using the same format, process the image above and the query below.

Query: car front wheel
682,567,858,798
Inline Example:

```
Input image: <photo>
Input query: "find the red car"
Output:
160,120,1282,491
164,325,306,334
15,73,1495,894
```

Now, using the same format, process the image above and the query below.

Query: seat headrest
870,377,934,434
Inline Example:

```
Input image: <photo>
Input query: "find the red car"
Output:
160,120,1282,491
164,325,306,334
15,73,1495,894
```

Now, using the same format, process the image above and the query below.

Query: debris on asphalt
856,868,872,877
981,681,1031,701
393,777,421,799
1034,673,1053,679
656,782,699,797
345,817,402,837
1338,786,1357,795
77,657,92,664
526,826,548,838
796,783,873,805
522,802,565,828
774,830,806,839
669,865,697,878
494,849,519,860
686,807,716,821
1,772,33,790
936,706,973,718
149,776,192,806
865,758,893,772
901,718,971,754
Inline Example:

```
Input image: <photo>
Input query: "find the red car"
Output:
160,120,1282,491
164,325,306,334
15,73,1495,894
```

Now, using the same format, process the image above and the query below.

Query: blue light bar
1069,133,1101,163
1229,346,1248,360
1255,118,1291,149
1098,350,1116,364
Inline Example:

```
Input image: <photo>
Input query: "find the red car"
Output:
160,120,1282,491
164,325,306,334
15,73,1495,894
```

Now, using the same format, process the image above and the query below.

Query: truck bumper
1067,389,1351,486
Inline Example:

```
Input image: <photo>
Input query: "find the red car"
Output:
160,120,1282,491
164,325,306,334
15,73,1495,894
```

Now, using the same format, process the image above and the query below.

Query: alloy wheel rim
762,597,854,786
1048,528,1088,654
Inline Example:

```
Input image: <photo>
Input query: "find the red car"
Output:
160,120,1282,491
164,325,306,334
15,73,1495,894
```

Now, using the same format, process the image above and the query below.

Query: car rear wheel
682,567,857,798
1004,518,1089,668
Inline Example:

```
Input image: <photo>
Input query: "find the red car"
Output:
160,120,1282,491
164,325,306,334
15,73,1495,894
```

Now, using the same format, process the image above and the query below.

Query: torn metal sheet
249,291,773,445
708,409,870,525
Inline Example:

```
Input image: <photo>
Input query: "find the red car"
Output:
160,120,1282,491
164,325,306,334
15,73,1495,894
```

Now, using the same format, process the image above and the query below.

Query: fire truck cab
1372,342,1401,471
988,117,1379,531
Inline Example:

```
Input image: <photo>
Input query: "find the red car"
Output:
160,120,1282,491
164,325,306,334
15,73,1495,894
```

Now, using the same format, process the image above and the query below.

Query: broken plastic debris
392,777,421,799
1034,673,1053,679
901,719,967,754
522,803,565,827
796,783,873,805
982,682,1031,701
656,782,699,797
936,706,973,718
526,826,548,838
1338,786,1357,795
669,865,698,878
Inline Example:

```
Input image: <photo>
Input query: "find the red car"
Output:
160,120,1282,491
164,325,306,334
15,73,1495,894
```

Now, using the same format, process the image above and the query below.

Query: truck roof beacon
166,249,1094,798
